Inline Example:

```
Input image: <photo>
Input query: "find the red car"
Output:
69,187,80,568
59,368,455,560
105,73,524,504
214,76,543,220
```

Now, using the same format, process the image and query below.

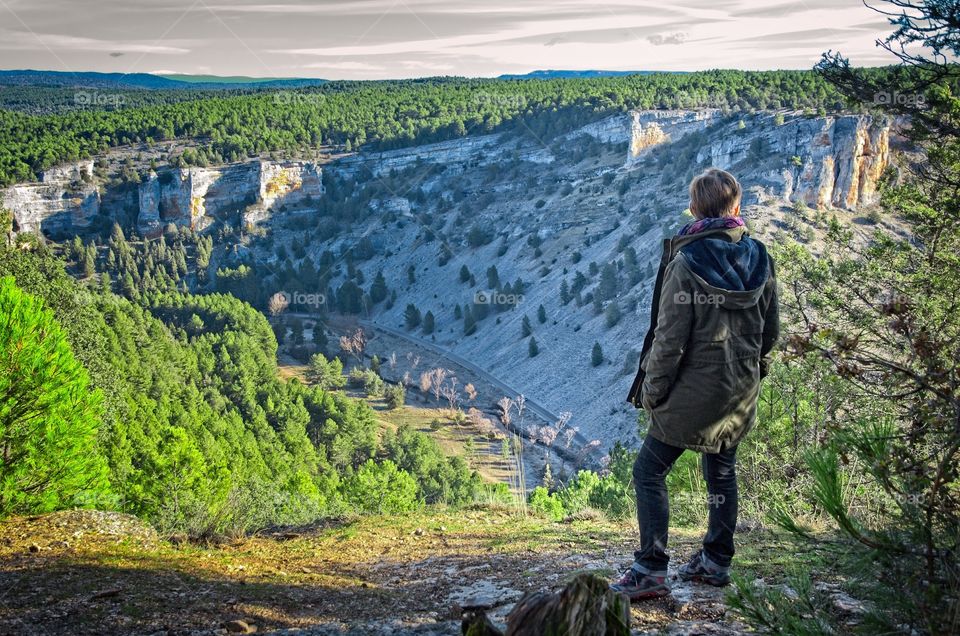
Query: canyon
3,109,890,241
0,109,896,458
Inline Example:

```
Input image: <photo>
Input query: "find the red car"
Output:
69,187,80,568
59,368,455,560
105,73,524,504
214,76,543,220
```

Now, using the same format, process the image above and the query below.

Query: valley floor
0,508,856,635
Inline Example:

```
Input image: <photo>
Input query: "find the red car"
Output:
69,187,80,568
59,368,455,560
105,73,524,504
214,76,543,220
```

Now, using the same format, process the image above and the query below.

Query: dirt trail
0,509,861,636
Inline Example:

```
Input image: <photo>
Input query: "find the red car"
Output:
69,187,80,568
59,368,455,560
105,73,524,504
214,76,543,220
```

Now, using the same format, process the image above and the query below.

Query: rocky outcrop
336,135,504,179
2,111,892,241
627,110,720,163
2,179,100,237
136,160,323,236
696,113,890,210
3,159,323,239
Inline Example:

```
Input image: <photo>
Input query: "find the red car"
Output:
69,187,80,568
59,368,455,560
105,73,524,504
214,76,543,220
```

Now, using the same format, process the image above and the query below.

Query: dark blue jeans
632,435,738,574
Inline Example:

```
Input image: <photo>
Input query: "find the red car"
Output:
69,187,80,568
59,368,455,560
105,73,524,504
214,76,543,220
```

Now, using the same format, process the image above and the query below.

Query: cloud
400,59,455,71
270,13,691,57
647,32,687,46
301,60,385,71
0,29,191,54
0,0,904,78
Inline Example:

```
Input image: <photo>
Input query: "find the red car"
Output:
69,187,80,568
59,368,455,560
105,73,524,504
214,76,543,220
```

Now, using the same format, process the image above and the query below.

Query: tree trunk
504,573,630,636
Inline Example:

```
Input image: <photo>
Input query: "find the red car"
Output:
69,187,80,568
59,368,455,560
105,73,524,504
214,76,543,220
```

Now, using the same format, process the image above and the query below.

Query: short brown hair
689,168,742,218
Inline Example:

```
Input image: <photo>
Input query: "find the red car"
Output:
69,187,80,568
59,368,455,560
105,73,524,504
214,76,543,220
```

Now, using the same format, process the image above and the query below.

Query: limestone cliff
136,160,323,236
690,113,890,209
626,110,719,162
2,110,891,240
2,159,323,238
3,160,99,235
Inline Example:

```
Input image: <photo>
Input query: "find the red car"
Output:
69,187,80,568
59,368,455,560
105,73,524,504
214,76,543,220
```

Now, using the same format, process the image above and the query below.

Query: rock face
627,110,720,163
2,180,100,237
695,113,890,209
1,110,890,240
136,160,324,236
2,159,323,239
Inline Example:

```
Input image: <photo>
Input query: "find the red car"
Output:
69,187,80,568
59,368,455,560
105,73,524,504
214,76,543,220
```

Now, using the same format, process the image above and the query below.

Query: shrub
591,342,604,366
384,383,405,409
341,459,419,514
529,486,565,521
364,371,385,397
0,277,109,515
309,353,346,390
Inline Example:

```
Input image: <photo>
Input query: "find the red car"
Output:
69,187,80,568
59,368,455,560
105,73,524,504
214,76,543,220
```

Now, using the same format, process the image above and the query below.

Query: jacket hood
674,227,769,309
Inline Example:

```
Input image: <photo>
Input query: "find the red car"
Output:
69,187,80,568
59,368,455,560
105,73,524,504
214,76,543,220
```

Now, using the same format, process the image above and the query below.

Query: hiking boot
610,563,670,600
677,550,731,587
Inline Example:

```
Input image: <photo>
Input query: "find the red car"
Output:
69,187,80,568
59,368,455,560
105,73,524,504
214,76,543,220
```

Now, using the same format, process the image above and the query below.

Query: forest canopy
0,69,857,186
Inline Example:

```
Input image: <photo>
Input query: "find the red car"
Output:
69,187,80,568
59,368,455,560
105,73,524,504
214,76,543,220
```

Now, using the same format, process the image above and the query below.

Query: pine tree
604,301,622,328
599,263,618,301
459,264,472,283
404,303,421,330
560,279,571,305
486,265,500,289
537,304,547,323
591,342,604,367
528,337,539,357
81,246,96,279
369,270,388,303
521,315,533,337
422,310,435,335
309,353,345,390
0,277,109,514
463,305,477,335
542,462,555,490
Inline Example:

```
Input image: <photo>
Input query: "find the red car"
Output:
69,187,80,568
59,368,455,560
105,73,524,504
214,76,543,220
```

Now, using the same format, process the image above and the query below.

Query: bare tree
465,383,478,402
467,407,496,437
497,397,514,426
418,370,432,394
427,368,448,403
268,291,289,316
339,328,367,365
514,395,526,427
576,440,602,467
440,375,460,412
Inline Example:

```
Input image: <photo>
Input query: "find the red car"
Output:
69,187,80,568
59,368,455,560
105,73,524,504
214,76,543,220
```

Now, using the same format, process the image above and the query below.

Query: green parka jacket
627,225,779,453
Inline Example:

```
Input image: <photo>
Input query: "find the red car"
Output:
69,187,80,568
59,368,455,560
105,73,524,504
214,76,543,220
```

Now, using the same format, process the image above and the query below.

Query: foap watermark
74,91,125,108
271,290,326,311
273,91,326,106
873,91,925,107
473,92,528,109
675,491,727,508
674,290,726,306
474,289,524,306
893,491,926,506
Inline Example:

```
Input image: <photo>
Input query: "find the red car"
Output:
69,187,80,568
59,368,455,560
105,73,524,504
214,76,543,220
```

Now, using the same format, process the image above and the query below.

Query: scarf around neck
678,216,745,237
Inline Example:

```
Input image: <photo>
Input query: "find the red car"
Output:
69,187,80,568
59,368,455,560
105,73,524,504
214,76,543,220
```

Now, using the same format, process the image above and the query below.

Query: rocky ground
0,509,865,635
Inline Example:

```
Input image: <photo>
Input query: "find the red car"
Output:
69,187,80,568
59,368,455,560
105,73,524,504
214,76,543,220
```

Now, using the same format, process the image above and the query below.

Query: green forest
1,0,959,633
0,69,855,186
0,245,494,536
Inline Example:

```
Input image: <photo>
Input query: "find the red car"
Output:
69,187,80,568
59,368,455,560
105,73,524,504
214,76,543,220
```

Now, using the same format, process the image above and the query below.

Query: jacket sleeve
759,256,780,377
640,258,694,410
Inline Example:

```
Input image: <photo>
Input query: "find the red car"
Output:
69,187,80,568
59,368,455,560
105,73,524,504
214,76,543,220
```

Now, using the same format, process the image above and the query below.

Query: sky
0,0,902,80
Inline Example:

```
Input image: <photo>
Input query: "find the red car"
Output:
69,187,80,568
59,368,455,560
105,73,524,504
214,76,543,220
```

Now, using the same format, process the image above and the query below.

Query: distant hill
157,73,327,87
497,70,678,80
0,69,326,90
